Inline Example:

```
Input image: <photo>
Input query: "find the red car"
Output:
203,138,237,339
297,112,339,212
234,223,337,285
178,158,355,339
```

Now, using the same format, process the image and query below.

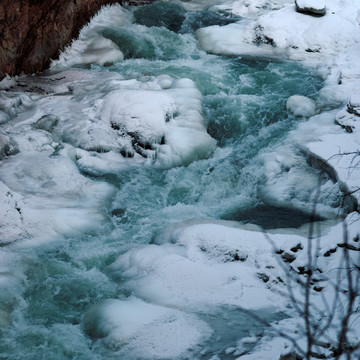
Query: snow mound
286,95,316,117
109,222,294,311
82,297,212,359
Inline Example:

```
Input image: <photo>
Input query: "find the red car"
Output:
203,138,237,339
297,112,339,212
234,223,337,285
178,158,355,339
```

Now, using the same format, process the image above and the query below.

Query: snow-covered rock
295,0,326,17
286,95,316,117
82,297,212,359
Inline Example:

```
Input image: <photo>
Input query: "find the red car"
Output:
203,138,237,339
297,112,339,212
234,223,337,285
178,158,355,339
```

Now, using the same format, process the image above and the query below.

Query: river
0,1,348,359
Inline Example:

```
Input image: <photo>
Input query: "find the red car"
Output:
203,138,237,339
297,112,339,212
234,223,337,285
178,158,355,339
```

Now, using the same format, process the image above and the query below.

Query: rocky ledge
0,0,154,79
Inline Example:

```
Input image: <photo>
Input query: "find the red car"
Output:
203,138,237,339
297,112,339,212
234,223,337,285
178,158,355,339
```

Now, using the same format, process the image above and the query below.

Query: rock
335,95,360,133
0,0,155,79
347,94,360,117
0,133,18,159
295,0,326,17
33,114,59,132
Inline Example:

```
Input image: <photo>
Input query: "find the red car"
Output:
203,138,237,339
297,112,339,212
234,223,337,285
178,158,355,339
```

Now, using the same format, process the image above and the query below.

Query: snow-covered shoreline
197,0,360,211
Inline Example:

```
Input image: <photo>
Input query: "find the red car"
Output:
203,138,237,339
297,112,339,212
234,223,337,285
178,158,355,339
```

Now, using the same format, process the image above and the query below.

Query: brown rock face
0,0,153,79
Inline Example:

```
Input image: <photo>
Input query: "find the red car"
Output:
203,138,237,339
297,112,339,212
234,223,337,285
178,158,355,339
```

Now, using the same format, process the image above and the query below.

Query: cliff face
0,0,152,79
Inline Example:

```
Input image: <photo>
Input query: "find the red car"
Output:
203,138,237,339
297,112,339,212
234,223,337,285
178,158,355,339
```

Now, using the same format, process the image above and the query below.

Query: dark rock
0,0,155,79
282,252,296,263
347,95,360,117
295,0,326,17
33,114,59,132
257,273,270,283
0,133,18,159
290,243,303,253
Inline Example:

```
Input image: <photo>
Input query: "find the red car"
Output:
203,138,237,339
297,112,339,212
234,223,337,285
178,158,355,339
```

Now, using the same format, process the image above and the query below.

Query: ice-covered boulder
295,0,326,17
286,95,316,117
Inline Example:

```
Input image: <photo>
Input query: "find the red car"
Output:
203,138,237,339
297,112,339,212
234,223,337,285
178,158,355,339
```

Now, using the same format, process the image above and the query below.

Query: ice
286,95,316,117
51,5,130,69
82,297,212,359
0,92,33,124
37,71,216,171
0,150,114,246
0,133,18,159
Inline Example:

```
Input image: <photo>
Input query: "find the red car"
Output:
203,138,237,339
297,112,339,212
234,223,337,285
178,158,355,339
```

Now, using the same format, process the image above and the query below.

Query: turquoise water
0,2,342,359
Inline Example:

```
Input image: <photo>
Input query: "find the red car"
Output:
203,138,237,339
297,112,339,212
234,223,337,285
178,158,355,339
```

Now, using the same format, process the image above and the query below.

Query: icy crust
0,70,215,246
82,297,212,359
105,214,360,359
295,0,326,16
0,91,33,124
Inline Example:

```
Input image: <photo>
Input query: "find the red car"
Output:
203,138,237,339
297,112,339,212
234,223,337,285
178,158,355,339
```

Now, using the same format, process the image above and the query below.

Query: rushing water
0,1,346,359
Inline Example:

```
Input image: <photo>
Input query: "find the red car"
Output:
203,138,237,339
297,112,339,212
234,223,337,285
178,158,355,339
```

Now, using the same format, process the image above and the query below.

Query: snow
109,221,301,311
82,296,212,359
286,95,316,117
296,0,326,12
107,212,360,358
197,0,359,63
